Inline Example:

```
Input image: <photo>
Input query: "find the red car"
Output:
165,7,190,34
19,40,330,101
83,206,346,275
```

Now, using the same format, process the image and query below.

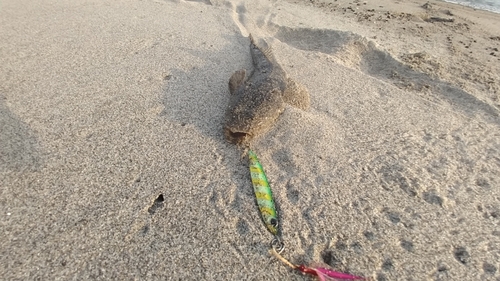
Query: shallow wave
441,0,500,14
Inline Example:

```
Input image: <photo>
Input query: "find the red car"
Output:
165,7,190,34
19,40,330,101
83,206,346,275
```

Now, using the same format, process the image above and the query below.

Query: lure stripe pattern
248,150,279,236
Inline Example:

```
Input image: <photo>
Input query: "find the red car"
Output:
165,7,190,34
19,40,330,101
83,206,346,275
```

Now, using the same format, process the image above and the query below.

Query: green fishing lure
248,150,279,236
248,152,366,280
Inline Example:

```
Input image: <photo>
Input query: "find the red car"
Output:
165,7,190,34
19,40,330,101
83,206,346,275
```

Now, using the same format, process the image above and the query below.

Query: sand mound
273,25,499,125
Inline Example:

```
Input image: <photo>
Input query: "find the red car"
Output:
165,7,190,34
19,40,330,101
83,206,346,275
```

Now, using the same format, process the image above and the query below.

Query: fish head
224,88,284,145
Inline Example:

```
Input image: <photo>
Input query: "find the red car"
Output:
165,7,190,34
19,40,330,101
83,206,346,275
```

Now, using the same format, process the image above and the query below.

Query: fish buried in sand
248,149,279,236
224,35,310,145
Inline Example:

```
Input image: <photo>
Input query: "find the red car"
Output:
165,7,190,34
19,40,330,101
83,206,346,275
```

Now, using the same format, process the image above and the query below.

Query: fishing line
247,149,368,280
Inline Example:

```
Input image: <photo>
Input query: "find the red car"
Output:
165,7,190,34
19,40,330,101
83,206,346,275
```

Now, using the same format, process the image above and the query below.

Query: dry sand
1,0,499,280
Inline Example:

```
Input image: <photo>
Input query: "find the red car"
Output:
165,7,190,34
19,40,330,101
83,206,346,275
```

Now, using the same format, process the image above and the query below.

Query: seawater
441,0,500,13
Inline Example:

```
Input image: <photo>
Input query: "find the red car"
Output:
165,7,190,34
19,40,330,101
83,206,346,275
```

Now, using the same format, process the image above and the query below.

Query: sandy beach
1,0,499,280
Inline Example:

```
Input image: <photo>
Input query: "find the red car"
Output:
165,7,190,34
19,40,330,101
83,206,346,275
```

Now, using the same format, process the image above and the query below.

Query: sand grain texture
1,0,499,280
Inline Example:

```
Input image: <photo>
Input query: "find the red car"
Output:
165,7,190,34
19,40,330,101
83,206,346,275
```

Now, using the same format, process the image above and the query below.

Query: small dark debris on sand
422,2,432,10
425,17,455,23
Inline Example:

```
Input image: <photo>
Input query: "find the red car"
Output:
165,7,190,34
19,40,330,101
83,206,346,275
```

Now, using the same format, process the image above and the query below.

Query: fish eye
270,218,278,227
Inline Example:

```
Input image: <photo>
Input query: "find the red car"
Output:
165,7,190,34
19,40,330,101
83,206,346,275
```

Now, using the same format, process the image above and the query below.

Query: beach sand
1,0,499,279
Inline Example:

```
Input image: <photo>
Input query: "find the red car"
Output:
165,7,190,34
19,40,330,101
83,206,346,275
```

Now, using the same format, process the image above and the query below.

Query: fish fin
228,69,247,95
282,77,310,110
